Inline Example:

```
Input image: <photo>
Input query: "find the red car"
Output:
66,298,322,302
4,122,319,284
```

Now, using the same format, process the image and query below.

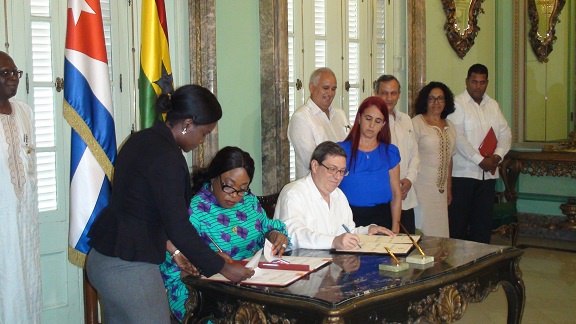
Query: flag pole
130,0,138,133
83,269,99,324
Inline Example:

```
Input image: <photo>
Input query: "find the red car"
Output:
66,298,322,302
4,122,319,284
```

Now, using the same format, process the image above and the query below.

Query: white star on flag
68,0,95,25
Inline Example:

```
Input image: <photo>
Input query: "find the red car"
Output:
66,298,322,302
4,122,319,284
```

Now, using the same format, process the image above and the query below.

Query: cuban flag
64,0,116,266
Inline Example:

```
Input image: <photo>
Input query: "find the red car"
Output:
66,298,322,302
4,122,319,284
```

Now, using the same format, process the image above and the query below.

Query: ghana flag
139,0,173,129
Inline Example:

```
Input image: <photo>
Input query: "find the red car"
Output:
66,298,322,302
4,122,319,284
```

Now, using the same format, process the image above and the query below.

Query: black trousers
350,203,415,234
400,208,415,234
448,177,496,243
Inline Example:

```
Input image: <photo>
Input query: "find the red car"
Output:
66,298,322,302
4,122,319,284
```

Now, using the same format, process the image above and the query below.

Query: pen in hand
205,234,223,252
342,224,362,249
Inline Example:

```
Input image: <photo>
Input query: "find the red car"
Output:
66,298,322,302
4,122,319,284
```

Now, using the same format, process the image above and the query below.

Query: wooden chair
84,269,100,324
492,192,519,246
257,193,279,219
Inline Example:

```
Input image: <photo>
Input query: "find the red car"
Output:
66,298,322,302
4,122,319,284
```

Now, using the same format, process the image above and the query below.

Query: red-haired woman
338,96,401,233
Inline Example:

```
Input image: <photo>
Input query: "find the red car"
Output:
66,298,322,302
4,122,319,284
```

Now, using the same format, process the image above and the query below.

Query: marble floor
460,236,576,323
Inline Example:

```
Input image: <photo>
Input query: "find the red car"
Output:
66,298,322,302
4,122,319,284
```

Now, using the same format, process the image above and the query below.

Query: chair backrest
257,193,279,219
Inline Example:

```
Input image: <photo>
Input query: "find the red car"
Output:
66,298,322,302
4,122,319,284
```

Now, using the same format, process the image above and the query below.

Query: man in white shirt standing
288,68,349,179
274,141,395,250
374,75,419,234
447,64,511,243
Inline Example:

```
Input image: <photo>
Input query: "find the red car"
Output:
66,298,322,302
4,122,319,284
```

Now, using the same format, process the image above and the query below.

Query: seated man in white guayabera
274,141,395,250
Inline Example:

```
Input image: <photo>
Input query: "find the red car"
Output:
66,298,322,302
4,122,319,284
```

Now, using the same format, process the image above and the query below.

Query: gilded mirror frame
527,0,566,63
441,0,485,59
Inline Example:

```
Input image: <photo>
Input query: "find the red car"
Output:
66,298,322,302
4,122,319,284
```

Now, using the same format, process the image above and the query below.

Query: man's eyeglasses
219,176,251,197
0,69,23,79
320,162,349,177
427,96,445,104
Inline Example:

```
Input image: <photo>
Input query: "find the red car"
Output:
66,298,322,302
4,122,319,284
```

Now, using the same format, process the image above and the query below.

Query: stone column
189,0,218,167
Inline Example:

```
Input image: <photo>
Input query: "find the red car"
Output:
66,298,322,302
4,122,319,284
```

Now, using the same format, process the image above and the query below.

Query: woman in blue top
159,146,289,322
338,96,402,233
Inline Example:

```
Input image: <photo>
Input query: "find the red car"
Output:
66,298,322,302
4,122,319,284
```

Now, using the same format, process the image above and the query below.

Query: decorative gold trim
68,246,86,268
63,101,114,182
441,0,486,59
433,284,467,322
527,0,566,63
408,279,501,322
321,316,345,324
514,258,524,280
234,302,267,323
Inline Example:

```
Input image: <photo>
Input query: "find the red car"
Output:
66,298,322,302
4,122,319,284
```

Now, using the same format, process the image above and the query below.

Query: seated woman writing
159,146,289,322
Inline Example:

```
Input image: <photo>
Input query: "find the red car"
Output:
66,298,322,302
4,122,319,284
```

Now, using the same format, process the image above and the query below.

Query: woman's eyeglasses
427,96,445,104
220,176,251,197
320,162,349,176
0,69,23,79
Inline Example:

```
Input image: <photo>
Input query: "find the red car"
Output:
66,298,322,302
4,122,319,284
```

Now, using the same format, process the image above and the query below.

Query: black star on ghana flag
154,63,174,95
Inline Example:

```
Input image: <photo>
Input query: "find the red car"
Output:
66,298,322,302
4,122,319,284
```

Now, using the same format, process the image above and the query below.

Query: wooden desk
182,237,525,323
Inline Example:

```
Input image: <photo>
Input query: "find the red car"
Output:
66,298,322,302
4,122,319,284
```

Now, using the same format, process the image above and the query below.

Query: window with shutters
287,0,406,181
29,0,58,212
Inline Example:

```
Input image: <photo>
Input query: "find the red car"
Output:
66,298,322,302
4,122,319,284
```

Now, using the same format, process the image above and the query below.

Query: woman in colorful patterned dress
160,146,289,322
412,81,456,237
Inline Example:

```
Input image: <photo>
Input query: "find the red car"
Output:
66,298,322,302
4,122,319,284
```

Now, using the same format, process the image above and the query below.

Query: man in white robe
0,51,42,323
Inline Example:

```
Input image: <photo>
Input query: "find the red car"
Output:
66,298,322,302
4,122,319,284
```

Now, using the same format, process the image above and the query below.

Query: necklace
359,139,378,160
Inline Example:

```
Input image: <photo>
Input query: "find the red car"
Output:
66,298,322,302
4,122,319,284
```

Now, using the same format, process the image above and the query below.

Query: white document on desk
334,234,420,255
202,253,332,286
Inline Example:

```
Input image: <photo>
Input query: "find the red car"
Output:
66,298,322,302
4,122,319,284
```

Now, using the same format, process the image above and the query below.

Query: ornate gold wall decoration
441,0,486,59
527,0,566,63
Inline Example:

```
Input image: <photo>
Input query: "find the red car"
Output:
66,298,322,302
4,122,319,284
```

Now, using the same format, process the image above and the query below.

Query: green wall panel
216,0,263,195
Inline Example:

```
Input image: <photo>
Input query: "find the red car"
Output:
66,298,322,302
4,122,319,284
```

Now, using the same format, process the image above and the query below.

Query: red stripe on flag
156,0,170,46
65,0,108,63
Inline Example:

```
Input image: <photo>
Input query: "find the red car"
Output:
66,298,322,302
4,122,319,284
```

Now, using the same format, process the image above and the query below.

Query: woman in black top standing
86,85,254,323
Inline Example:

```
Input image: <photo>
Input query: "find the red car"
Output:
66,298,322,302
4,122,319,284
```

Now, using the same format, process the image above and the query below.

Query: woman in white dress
412,82,456,237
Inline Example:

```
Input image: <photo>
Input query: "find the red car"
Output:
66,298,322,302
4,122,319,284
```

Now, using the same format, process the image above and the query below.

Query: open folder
478,127,498,175
202,241,332,287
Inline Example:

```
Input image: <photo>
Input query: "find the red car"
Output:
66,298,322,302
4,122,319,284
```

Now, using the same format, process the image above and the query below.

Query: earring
181,127,187,135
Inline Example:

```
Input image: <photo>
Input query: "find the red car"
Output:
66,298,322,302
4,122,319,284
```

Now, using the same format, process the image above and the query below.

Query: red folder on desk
478,127,497,175
205,257,332,286
233,260,310,271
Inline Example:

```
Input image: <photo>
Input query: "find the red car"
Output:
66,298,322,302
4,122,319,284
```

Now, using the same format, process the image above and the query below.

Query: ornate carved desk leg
182,285,200,324
500,157,521,203
500,258,525,324
509,223,519,247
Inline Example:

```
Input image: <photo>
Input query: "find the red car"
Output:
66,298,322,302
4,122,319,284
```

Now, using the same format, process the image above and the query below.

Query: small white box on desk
406,254,434,264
